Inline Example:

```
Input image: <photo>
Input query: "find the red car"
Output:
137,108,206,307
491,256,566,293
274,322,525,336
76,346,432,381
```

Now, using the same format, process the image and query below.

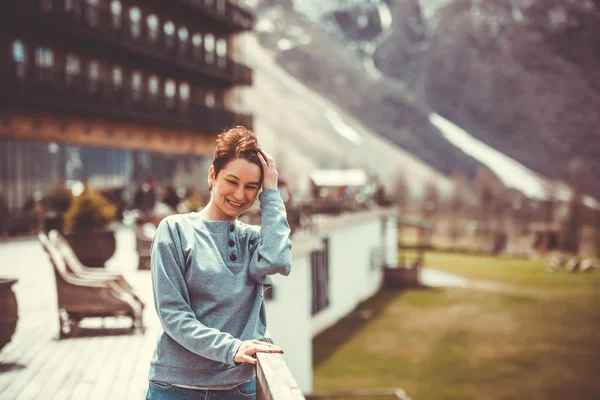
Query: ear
208,165,216,188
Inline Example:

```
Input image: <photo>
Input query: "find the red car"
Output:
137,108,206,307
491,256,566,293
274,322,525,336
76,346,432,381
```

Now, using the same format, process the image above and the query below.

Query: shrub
64,189,117,232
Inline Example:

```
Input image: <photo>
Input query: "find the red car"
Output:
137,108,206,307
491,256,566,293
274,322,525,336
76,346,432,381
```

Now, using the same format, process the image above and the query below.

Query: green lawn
312,253,600,400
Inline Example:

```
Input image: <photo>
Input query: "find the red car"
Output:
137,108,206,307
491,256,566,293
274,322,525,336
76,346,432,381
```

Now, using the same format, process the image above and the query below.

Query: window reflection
129,7,141,39
147,14,159,42
165,79,176,108
164,21,175,49
204,34,215,64
192,33,203,60
110,0,122,29
12,40,27,79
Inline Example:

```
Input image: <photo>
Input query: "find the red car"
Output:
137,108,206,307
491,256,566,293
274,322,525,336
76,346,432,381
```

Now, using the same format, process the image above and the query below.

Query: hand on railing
234,339,284,365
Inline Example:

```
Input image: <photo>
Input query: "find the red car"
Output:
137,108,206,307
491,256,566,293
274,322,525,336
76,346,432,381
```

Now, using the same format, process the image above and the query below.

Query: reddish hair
212,126,263,186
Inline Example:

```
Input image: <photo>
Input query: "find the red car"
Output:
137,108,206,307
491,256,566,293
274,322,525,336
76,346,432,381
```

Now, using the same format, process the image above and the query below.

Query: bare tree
448,171,468,250
561,184,583,255
392,170,410,213
421,179,439,221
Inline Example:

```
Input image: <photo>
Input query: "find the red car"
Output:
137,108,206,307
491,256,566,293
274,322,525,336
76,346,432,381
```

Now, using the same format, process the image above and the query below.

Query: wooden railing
4,1,253,86
1,66,252,131
174,0,255,31
258,334,305,400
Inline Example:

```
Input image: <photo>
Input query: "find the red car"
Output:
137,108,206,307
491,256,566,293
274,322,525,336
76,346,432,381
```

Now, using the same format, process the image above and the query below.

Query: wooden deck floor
0,228,160,400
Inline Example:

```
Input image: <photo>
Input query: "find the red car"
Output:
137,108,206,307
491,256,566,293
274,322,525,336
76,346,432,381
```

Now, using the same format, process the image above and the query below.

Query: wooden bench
38,232,144,338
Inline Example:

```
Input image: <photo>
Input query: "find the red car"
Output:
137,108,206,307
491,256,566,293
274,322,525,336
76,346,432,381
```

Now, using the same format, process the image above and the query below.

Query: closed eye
226,180,237,185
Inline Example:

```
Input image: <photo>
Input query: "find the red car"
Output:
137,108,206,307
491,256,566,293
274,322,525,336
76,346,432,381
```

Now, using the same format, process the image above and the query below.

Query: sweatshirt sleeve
248,189,292,284
151,217,243,366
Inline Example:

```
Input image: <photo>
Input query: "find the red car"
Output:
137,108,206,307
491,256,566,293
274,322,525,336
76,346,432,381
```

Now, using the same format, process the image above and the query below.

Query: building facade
0,0,254,229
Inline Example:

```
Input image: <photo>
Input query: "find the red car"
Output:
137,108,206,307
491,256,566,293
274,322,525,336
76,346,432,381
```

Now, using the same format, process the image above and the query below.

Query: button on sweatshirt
148,189,292,387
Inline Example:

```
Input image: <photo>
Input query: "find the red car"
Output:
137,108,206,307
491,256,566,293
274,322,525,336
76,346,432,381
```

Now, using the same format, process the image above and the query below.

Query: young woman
146,126,292,400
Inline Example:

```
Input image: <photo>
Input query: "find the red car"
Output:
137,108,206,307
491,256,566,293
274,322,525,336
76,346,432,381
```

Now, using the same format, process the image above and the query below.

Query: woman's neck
198,201,236,222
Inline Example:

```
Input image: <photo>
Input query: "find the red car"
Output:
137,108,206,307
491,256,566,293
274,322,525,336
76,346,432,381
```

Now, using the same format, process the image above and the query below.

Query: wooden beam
0,111,217,156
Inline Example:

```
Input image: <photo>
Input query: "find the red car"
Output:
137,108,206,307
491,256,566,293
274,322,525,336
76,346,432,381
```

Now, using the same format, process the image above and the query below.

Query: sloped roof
309,169,367,187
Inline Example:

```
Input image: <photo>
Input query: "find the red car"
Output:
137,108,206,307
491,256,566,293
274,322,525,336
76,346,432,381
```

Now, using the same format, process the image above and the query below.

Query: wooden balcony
172,0,256,32
0,67,252,133
2,1,252,86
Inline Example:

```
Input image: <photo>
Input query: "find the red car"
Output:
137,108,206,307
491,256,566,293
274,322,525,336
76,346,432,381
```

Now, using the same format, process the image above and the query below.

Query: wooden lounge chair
48,229,145,311
38,232,144,338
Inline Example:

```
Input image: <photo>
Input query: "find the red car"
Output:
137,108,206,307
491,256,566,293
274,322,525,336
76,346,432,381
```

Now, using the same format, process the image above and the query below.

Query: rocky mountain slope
243,35,453,200
243,0,600,198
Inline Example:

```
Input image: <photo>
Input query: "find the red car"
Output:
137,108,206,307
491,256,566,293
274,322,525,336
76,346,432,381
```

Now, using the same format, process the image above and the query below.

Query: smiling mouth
226,199,245,208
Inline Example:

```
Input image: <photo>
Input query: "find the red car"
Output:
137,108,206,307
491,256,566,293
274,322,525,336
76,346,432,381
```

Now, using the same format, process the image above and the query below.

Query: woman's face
209,158,261,221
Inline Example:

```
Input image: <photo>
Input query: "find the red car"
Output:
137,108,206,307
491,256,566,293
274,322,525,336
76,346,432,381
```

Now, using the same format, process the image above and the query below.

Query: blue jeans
146,378,256,400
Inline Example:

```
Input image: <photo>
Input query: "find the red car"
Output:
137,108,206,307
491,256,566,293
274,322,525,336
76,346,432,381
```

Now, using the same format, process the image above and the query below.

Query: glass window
165,79,176,98
192,33,202,47
129,6,140,22
35,47,53,68
192,33,203,59
85,0,100,27
179,82,190,101
112,66,122,86
205,91,215,107
131,71,142,101
66,53,80,75
110,0,121,15
164,21,175,36
129,7,141,38
164,21,175,48
216,0,226,14
204,34,215,52
148,75,159,95
216,38,227,57
88,61,99,80
131,71,142,90
12,40,26,63
178,27,189,42
147,14,159,41
13,40,27,79
110,0,122,29
204,34,215,64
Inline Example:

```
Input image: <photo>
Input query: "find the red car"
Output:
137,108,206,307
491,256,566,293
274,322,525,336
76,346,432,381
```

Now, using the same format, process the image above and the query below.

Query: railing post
256,332,306,400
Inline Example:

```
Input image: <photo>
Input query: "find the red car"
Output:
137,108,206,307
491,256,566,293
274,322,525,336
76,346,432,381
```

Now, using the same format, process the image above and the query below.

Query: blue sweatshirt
148,189,292,387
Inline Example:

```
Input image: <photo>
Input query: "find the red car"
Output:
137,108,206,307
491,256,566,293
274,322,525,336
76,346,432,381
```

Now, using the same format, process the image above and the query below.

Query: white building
265,209,398,393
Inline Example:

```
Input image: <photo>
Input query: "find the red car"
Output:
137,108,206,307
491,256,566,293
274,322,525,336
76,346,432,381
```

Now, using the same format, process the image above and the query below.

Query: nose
233,185,245,201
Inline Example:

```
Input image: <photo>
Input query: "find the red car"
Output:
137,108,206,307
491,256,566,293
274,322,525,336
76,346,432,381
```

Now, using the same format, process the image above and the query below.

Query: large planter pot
0,278,18,352
64,230,116,268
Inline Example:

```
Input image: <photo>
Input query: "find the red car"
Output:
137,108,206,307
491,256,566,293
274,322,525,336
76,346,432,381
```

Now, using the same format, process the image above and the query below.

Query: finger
251,340,281,349
254,346,284,354
258,150,269,167
241,354,257,364
257,151,268,167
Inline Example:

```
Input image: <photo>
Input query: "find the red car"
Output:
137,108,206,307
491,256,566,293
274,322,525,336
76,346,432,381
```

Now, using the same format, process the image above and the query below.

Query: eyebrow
226,174,260,186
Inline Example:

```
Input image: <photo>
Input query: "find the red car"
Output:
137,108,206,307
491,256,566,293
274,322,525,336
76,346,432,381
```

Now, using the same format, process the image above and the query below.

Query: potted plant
63,187,117,268
0,278,18,352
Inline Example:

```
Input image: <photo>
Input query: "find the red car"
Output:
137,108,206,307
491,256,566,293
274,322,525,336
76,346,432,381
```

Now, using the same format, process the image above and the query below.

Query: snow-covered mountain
242,0,600,201
242,35,453,200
